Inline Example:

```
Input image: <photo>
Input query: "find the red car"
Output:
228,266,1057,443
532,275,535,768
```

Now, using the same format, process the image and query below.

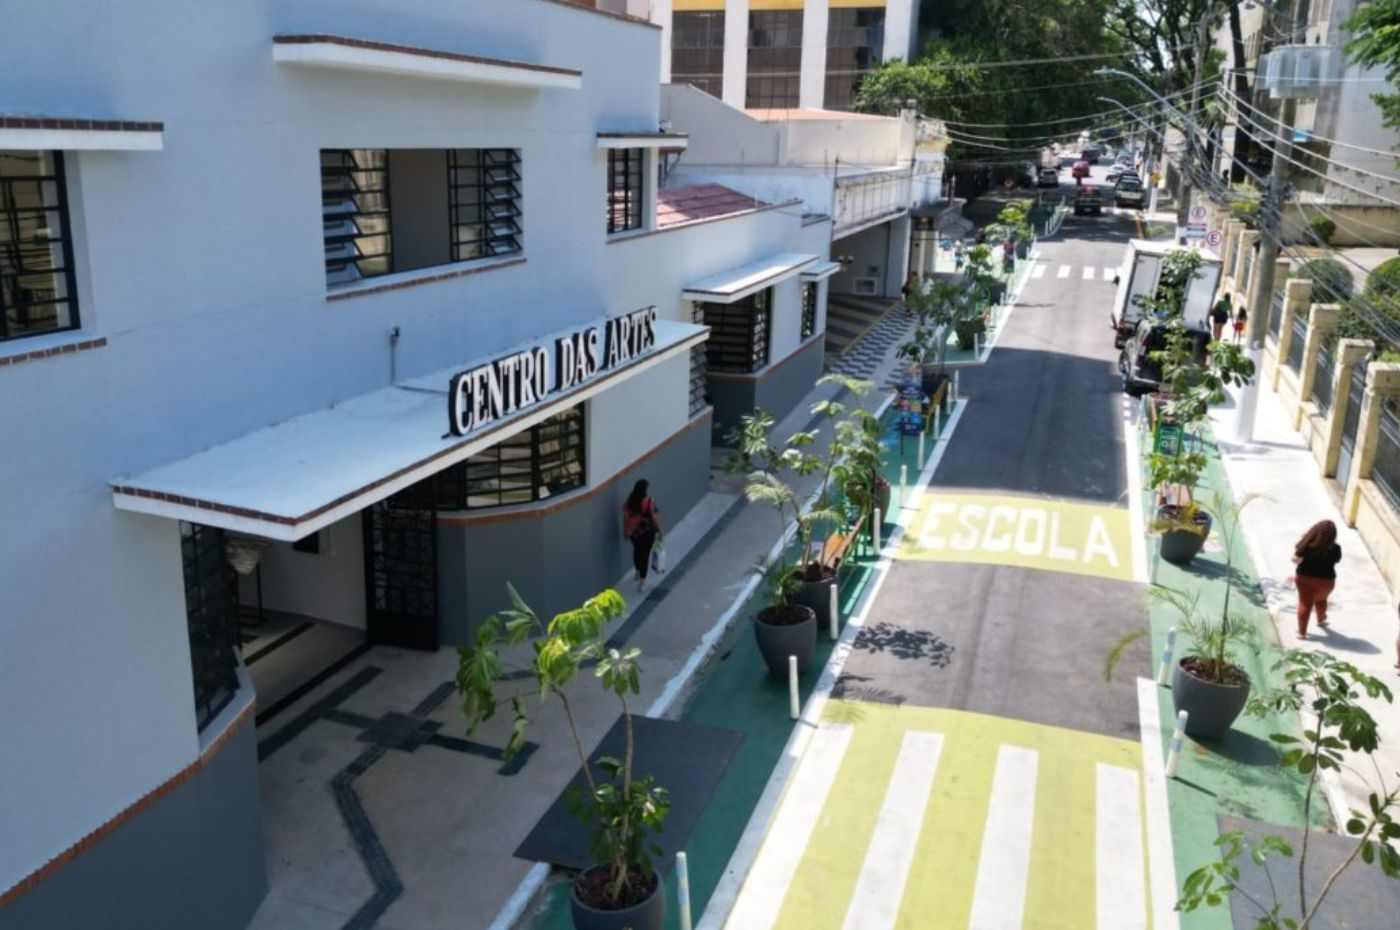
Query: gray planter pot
754,605,817,677
571,869,665,930
1171,659,1251,742
1157,506,1212,565
1016,239,1031,259
792,574,837,631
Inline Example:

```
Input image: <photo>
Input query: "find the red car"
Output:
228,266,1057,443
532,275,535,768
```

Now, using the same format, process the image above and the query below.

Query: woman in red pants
1293,520,1342,638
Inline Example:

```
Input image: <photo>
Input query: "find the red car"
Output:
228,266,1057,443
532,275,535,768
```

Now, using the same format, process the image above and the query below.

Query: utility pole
1177,5,1215,236
1234,5,1300,442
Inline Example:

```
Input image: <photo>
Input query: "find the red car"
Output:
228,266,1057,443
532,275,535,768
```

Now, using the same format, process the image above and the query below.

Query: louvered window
449,148,522,260
702,288,772,373
321,149,392,286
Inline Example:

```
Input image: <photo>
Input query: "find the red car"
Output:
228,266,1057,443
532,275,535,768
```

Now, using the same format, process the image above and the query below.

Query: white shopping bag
651,541,666,574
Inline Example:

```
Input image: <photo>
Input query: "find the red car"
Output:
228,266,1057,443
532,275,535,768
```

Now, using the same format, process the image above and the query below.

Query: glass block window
607,148,644,234
801,282,818,338
702,288,772,373
321,149,392,286
824,8,885,111
746,10,803,109
1,150,79,343
181,523,240,732
449,148,522,260
673,10,726,98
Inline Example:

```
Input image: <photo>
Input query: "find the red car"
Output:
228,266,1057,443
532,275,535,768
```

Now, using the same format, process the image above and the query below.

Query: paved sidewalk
1210,384,1400,816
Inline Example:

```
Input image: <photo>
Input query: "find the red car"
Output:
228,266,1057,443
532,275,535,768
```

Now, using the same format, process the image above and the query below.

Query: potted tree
996,200,1035,258
456,585,670,930
899,279,965,397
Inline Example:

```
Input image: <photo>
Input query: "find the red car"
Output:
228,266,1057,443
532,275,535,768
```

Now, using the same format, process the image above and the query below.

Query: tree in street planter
1178,650,1400,929
456,585,671,930
898,279,969,394
996,200,1035,257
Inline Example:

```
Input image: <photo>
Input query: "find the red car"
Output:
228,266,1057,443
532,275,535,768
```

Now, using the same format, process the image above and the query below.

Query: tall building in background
662,0,920,112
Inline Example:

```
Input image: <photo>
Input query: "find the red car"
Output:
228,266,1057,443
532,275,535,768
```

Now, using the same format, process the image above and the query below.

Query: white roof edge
597,135,690,150
112,320,707,540
682,252,820,305
272,40,582,91
799,260,842,282
0,128,163,151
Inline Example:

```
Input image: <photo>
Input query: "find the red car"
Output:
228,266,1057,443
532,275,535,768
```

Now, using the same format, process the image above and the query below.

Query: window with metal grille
181,523,240,731
1373,400,1400,514
824,8,884,111
322,149,392,286
607,148,644,234
1286,313,1308,373
449,148,522,260
672,10,726,99
702,288,772,373
1,150,79,343
1312,340,1335,413
414,404,585,510
801,282,818,338
746,10,803,109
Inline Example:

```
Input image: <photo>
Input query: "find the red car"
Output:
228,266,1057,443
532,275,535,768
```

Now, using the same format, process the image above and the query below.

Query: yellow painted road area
727,701,1153,930
898,491,1135,582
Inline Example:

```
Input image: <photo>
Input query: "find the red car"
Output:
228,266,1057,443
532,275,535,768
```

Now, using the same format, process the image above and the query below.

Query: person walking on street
622,479,663,593
954,239,966,272
1293,519,1342,638
1210,294,1231,342
1233,304,1248,344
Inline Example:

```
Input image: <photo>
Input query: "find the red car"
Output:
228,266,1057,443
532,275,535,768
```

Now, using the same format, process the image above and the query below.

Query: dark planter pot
792,572,837,631
919,367,950,400
954,321,986,350
1015,239,1030,259
1171,659,1252,742
754,604,817,677
874,480,892,522
1157,506,1212,564
571,869,665,930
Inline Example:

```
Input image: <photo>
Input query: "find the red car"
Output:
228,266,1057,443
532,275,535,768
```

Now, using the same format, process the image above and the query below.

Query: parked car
1073,186,1102,216
1072,159,1091,180
1119,318,1212,395
1106,165,1124,183
1115,177,1146,207
1082,146,1101,164
1037,167,1060,187
1115,171,1141,188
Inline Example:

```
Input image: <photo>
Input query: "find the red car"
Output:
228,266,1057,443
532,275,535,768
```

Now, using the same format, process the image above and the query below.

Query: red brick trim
273,34,582,78
439,408,712,527
0,336,107,368
705,332,824,385
325,256,526,303
608,199,804,245
0,116,163,132
0,699,255,909
112,330,710,528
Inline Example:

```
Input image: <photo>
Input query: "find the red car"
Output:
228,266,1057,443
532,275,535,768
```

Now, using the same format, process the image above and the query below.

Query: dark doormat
515,716,743,870
1220,815,1400,929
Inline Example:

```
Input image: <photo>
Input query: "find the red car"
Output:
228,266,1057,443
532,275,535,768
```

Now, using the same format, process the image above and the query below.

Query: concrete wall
1,708,265,930
239,517,368,630
1282,202,1400,247
830,221,894,295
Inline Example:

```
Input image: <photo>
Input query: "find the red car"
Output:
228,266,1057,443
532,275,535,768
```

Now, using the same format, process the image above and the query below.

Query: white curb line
1137,677,1181,930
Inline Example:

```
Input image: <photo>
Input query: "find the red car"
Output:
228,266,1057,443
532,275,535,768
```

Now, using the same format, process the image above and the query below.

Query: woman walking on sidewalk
622,479,663,593
1293,519,1342,638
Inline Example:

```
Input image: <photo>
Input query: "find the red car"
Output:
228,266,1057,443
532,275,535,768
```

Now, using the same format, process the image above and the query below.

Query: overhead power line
1220,86,1400,161
916,43,1197,72
938,82,1215,129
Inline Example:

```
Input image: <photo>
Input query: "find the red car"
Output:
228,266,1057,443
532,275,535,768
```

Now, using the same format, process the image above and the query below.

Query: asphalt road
838,166,1153,741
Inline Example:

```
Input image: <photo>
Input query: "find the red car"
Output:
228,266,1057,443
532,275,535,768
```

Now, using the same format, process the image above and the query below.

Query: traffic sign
1189,205,1207,223
1185,223,1207,239
1206,229,1223,248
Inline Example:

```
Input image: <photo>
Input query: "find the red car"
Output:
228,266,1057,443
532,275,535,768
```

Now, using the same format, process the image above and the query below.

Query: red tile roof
656,184,769,228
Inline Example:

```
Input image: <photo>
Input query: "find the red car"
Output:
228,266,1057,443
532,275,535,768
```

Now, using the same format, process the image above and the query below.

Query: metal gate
362,488,439,651
1336,360,1368,486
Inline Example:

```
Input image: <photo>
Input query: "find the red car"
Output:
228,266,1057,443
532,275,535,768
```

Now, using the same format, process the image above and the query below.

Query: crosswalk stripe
1096,763,1149,930
1104,266,1117,281
840,732,944,930
967,746,1039,930
1082,266,1095,280
726,724,854,930
1057,264,1071,279
1032,263,1046,279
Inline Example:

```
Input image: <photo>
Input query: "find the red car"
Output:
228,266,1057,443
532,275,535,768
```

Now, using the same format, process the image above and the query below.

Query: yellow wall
1355,481,1400,600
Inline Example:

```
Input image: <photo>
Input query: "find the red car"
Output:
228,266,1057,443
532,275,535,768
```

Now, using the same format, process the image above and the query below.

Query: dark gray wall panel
3,714,266,930
755,337,824,428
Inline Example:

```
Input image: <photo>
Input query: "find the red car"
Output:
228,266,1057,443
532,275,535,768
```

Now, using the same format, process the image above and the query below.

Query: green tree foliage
1346,0,1400,146
1291,257,1355,303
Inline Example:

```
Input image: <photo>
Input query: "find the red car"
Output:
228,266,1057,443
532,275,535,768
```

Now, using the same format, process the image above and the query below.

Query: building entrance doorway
362,488,440,651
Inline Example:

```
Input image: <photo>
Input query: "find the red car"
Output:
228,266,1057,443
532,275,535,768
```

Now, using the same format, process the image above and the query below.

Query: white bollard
974,332,981,359
952,370,960,406
829,583,839,641
1165,710,1189,778
918,430,926,468
1158,627,1177,686
900,464,908,504
677,852,693,930
873,508,883,553
788,656,800,720
933,406,941,437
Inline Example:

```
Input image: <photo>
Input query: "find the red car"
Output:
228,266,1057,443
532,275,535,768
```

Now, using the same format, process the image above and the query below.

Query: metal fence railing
1268,288,1284,339
833,167,913,234
1312,340,1335,414
1372,399,1400,514
1286,313,1308,373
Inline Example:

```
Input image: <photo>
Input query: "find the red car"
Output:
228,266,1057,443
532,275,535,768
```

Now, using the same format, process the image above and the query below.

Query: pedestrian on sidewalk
1211,294,1231,342
622,479,663,593
1232,304,1248,344
1293,519,1342,638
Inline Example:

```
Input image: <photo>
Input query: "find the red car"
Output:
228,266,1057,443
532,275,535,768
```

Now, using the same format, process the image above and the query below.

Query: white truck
1109,238,1223,347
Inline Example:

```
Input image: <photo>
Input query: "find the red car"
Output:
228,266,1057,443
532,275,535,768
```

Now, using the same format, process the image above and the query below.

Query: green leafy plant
456,585,669,910
1178,651,1400,929
1291,257,1355,303
1229,181,1263,227
830,405,888,525
1308,215,1337,246
898,279,968,374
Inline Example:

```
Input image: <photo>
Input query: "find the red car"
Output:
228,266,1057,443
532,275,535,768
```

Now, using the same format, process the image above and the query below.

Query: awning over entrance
681,252,819,304
799,260,842,282
112,316,708,541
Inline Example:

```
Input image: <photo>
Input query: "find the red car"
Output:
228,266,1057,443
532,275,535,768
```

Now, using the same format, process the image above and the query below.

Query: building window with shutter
607,148,644,234
801,282,818,338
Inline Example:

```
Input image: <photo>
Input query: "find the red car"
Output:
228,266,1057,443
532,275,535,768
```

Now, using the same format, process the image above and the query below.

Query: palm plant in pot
996,200,1034,258
899,279,965,397
456,585,670,930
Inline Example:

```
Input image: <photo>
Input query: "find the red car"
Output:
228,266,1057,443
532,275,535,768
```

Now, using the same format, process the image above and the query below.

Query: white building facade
0,3,835,927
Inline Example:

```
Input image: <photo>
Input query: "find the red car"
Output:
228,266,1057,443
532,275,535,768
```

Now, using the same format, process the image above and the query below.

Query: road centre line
1104,266,1117,281
1031,262,1046,278
1082,265,1095,280
966,746,1039,930
1057,264,1071,279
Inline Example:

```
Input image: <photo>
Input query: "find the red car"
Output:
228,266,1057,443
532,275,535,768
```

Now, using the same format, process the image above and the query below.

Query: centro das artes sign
448,307,658,437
